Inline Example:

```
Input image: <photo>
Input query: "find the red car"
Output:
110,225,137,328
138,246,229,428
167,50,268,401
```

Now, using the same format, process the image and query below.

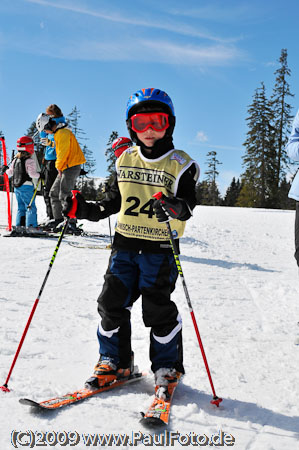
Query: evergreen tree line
1,49,298,209
196,49,296,210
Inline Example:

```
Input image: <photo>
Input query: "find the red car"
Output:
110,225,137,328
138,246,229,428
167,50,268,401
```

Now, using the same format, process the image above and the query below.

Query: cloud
196,131,208,142
264,61,276,67
25,0,240,44
168,3,260,24
206,144,243,151
141,41,242,66
191,136,242,151
26,37,243,67
10,1,246,67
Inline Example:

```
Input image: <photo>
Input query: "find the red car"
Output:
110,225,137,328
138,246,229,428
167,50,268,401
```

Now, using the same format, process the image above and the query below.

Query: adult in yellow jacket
36,113,86,231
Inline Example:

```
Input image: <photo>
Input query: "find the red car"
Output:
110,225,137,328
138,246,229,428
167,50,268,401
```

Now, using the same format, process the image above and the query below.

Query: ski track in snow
1,193,299,449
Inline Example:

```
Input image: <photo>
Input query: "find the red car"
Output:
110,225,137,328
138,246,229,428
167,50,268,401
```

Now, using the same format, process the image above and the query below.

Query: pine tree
195,180,210,205
223,177,241,206
241,82,276,207
204,150,222,206
67,106,86,145
236,180,257,208
81,144,96,175
67,106,96,176
105,131,118,184
80,178,100,200
270,48,294,205
278,177,296,210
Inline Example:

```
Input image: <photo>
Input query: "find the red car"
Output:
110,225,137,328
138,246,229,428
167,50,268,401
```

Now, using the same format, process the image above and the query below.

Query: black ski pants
96,249,184,373
43,160,58,219
295,201,299,267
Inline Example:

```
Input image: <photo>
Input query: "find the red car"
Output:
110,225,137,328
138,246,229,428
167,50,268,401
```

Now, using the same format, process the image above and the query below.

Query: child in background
39,104,66,226
36,112,86,233
4,136,40,229
112,137,132,158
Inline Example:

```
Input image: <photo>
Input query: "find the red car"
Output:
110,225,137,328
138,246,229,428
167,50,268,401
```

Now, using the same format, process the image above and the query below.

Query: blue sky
0,0,299,195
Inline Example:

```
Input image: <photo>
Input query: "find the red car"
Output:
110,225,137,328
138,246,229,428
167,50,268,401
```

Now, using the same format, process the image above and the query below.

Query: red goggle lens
131,113,169,133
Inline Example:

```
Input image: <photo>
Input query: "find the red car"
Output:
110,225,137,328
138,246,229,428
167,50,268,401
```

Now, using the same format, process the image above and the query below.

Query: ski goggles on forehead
130,112,169,133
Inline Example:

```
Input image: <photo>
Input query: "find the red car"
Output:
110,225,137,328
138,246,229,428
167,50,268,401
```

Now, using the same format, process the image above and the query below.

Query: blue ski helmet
126,88,175,119
126,88,176,143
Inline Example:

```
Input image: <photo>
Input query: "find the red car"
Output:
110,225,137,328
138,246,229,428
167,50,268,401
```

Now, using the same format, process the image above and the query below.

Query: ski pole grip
152,191,163,201
68,190,80,219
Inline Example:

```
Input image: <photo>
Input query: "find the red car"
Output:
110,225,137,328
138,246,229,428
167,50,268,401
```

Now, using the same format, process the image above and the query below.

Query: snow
1,191,299,449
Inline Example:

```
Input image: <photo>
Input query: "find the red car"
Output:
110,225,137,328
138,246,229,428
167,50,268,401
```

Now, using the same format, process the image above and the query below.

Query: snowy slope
0,192,299,449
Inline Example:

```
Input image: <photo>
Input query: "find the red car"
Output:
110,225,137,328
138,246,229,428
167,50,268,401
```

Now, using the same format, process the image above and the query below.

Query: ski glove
152,194,190,223
0,165,9,175
62,192,91,219
40,137,50,146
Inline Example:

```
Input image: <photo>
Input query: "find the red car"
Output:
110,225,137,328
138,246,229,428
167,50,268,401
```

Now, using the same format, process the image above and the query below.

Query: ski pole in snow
10,149,15,221
0,190,79,392
153,192,222,407
0,137,12,231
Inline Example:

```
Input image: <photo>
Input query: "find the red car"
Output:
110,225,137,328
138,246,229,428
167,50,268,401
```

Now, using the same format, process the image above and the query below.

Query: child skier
3,136,40,229
35,112,86,233
112,136,132,158
39,104,66,225
63,88,199,395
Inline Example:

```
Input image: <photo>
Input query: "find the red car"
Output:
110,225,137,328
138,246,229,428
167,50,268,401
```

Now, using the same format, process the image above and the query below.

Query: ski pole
108,216,112,245
153,192,222,407
10,150,15,221
27,178,41,210
27,177,42,210
0,190,79,392
0,137,12,231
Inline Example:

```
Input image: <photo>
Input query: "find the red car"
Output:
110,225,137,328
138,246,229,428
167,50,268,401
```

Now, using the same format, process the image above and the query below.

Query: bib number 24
124,196,155,219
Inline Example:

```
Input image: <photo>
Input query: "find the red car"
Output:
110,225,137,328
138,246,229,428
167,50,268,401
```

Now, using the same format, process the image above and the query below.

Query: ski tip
19,398,40,407
19,398,54,410
140,415,167,428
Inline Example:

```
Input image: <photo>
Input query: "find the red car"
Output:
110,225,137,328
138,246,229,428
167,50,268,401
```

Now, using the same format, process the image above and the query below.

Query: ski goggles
130,112,169,133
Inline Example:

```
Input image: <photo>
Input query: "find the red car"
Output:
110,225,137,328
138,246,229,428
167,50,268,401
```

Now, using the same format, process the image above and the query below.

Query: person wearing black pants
42,160,58,220
286,109,299,271
295,202,299,268
63,88,200,395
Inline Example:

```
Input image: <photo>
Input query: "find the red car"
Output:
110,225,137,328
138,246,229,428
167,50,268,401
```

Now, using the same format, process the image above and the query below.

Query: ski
140,374,181,427
2,228,109,240
81,231,110,239
66,241,111,250
19,371,145,410
2,228,54,238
